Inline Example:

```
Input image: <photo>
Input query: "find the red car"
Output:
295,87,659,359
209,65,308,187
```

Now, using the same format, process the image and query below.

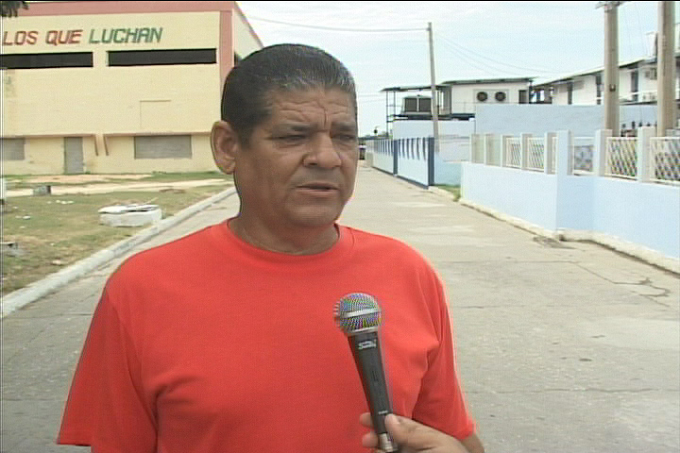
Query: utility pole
598,1,626,137
657,1,676,136
427,22,440,154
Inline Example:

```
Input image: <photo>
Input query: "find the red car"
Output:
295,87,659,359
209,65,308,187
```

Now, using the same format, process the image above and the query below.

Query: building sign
2,28,163,46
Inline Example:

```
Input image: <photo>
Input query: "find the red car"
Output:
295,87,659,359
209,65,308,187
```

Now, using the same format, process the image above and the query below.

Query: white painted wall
460,130,680,268
474,104,657,137
392,120,475,139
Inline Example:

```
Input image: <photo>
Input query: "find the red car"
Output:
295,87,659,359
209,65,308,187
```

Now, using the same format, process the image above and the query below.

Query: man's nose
304,134,342,168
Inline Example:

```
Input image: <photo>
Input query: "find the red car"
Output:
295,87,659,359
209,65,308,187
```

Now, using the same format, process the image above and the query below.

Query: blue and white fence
463,128,680,272
365,135,467,186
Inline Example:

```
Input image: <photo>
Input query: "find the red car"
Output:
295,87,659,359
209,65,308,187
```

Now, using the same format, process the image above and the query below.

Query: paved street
2,165,679,453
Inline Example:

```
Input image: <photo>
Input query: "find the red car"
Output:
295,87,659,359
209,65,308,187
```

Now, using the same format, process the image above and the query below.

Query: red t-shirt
58,222,476,452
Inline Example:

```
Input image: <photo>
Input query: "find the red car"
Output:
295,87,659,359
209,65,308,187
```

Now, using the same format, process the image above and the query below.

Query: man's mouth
299,182,338,191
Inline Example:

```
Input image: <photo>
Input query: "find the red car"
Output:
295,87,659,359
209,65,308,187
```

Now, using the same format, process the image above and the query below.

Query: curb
427,186,459,201
459,198,680,275
1,187,237,318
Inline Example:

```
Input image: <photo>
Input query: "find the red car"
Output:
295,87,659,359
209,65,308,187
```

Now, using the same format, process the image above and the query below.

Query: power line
436,32,558,75
435,39,499,77
246,15,424,33
435,35,519,77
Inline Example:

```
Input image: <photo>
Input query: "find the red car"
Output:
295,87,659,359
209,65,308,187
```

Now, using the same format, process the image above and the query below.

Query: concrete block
99,204,162,227
32,185,52,196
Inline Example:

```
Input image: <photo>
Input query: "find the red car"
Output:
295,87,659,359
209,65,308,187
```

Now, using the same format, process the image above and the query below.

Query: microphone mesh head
334,293,382,335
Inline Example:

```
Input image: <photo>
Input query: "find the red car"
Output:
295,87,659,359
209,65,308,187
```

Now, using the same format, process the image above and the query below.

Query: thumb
384,414,439,450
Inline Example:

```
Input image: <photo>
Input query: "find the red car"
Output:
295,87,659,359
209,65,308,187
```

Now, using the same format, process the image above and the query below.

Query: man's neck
229,217,339,255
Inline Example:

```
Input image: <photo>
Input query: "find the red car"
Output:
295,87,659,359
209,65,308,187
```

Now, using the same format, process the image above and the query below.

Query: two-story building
533,27,680,110
532,56,679,107
381,77,533,137
1,1,262,175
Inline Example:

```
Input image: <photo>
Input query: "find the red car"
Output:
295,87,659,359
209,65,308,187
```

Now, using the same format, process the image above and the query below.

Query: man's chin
289,209,342,230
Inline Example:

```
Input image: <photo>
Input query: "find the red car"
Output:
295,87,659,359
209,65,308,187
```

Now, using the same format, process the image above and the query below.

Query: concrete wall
474,104,658,137
92,134,215,173
367,137,462,186
369,140,395,175
434,155,461,186
392,120,474,139
461,130,680,270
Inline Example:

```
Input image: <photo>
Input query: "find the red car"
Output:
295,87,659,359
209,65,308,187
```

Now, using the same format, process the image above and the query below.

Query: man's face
220,88,359,232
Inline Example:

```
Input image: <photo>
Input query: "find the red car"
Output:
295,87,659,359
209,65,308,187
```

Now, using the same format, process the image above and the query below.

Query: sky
237,1,671,136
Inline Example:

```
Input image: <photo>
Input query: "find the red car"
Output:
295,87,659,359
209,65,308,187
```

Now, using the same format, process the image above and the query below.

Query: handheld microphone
334,293,399,453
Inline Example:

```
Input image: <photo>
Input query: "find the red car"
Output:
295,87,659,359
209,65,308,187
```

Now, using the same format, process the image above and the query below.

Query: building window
108,49,216,67
134,135,192,159
1,138,25,161
0,52,93,69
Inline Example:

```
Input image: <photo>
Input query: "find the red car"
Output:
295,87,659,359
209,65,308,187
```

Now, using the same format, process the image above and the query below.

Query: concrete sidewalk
2,166,679,453
6,178,229,197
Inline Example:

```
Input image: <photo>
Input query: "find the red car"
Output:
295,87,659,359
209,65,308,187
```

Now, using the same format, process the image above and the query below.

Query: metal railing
573,137,594,174
505,137,521,168
466,132,680,186
649,138,680,184
605,137,637,179
527,138,545,171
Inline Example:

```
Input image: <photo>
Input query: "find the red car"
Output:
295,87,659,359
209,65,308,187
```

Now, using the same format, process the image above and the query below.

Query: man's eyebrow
272,122,356,134
332,122,358,133
272,123,313,133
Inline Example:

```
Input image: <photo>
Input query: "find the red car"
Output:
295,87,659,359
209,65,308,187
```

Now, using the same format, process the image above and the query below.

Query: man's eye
335,134,357,142
278,135,306,142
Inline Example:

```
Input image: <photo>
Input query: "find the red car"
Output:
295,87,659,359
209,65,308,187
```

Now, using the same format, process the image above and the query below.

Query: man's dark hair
220,44,357,146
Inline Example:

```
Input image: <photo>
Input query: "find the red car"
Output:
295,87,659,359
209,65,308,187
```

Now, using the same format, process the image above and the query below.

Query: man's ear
210,120,239,175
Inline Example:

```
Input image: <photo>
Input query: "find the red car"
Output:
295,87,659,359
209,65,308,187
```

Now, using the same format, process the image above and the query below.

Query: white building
443,77,533,114
534,26,680,108
381,77,533,134
532,57,677,107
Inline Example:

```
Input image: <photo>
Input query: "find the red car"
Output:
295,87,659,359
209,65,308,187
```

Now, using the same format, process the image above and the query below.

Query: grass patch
435,185,461,201
1,184,230,296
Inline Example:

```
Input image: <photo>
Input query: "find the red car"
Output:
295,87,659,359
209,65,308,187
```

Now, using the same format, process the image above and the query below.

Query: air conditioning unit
402,96,431,114
474,89,509,103
494,90,509,103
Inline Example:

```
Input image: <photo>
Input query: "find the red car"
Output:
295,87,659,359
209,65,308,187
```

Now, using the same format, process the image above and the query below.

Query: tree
1,1,28,18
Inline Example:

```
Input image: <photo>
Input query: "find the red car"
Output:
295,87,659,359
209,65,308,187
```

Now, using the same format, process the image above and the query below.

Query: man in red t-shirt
58,44,484,453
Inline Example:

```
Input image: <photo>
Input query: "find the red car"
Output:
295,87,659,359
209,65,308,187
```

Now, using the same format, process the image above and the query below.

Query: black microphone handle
349,331,400,453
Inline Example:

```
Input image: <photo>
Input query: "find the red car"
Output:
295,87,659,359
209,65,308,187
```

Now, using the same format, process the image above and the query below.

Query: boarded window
1,138,25,161
108,49,216,67
0,52,93,69
134,135,192,159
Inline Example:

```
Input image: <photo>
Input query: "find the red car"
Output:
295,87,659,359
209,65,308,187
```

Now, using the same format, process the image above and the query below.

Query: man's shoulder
343,226,430,265
112,224,218,278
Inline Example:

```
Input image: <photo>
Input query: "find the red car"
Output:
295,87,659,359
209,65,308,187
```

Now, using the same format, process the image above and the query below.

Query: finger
361,431,379,448
385,414,439,449
359,412,374,428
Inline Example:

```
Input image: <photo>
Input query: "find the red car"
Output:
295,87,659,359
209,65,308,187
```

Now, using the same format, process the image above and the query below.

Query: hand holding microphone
359,412,471,453
334,293,399,453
